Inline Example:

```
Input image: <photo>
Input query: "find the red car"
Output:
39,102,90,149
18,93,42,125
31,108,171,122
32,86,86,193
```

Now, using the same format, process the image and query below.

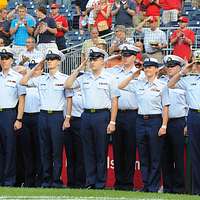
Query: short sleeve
17,83,26,96
161,86,170,107
10,19,17,28
109,77,120,98
65,88,73,98
176,77,187,90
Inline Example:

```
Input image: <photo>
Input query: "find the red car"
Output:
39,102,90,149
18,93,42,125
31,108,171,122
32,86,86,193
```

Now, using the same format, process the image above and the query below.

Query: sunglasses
89,57,101,61
122,53,134,57
46,55,61,61
0,55,11,60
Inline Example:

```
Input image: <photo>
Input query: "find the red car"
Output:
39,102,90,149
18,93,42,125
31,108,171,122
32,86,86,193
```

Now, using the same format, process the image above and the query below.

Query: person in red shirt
50,3,69,50
142,0,161,25
160,0,182,25
170,16,195,62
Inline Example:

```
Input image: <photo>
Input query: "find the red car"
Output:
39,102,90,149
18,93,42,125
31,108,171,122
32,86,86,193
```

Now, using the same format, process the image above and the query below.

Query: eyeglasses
46,57,59,61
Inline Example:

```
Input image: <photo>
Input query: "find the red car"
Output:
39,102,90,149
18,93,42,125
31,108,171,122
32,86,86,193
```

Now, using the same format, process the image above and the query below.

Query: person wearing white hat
119,57,170,192
107,43,143,191
65,47,120,189
20,48,70,188
161,55,188,194
0,47,26,186
168,51,200,195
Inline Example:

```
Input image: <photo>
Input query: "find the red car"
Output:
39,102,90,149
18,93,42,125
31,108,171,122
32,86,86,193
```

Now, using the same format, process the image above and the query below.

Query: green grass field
0,187,200,200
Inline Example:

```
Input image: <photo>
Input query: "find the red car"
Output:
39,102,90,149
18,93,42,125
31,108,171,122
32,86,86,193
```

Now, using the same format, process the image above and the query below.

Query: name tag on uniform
151,88,160,92
190,83,197,86
6,80,17,87
54,83,64,90
98,82,109,89
39,83,47,90
83,82,91,89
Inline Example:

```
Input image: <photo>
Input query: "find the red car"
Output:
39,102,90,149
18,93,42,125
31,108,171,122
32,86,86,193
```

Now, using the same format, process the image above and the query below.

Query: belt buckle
143,115,149,120
0,108,3,112
48,110,53,114
90,109,96,113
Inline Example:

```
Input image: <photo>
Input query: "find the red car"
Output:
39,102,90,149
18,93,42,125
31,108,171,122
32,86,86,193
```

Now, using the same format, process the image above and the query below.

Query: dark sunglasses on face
89,57,101,61
0,55,11,60
122,53,133,57
46,55,61,61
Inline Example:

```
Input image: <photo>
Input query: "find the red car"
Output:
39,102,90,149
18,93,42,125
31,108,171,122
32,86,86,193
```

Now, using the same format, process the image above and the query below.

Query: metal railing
60,27,200,75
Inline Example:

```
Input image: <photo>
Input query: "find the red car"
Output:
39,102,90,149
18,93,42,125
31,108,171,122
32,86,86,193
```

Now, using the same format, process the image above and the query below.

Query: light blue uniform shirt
0,68,26,108
27,71,68,111
176,74,200,110
160,75,188,118
71,88,84,117
24,87,40,113
107,65,145,110
127,78,170,115
72,69,120,109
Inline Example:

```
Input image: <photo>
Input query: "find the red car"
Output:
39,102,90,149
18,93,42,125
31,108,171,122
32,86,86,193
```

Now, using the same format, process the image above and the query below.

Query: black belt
0,108,15,112
40,110,63,114
190,108,200,113
84,109,109,113
138,114,162,120
118,109,138,112
169,117,186,121
24,112,40,116
71,116,81,120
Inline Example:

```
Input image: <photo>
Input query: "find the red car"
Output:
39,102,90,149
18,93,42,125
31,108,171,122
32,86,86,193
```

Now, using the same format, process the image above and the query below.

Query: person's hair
27,36,36,43
0,37,5,43
37,6,47,15
17,4,27,10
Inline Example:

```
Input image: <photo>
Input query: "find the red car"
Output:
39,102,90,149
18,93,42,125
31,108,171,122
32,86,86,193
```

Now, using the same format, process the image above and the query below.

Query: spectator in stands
109,25,134,55
0,38,5,47
75,0,89,15
142,0,161,25
160,0,183,26
34,6,58,53
79,10,88,35
170,16,195,62
50,3,69,50
32,0,54,6
10,4,35,59
0,9,10,46
17,37,44,68
93,0,112,36
136,16,167,62
112,0,136,28
191,0,200,8
81,27,106,61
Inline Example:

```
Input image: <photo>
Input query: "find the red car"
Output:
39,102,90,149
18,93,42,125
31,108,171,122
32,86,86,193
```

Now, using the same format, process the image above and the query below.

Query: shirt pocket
83,82,91,89
39,83,47,90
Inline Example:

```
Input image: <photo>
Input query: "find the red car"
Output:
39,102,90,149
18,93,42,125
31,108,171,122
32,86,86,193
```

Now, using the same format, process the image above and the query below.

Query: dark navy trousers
0,109,16,186
162,117,185,193
136,115,163,192
64,116,85,188
81,110,110,189
39,111,64,187
20,112,42,187
187,109,200,195
112,110,137,190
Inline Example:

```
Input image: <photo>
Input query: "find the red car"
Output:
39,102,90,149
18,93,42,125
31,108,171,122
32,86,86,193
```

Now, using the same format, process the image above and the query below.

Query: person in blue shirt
0,47,26,186
20,48,68,188
119,58,170,192
168,51,200,195
65,47,120,189
10,4,35,59
161,55,188,194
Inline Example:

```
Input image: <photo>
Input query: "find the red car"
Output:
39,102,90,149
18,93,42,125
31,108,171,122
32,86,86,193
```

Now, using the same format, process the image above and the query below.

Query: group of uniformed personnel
0,43,200,195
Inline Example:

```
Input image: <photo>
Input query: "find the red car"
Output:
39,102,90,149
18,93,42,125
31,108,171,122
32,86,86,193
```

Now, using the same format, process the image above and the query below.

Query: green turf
0,187,200,200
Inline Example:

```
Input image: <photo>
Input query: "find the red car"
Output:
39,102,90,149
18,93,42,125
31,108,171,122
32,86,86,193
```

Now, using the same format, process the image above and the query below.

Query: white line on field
0,196,167,200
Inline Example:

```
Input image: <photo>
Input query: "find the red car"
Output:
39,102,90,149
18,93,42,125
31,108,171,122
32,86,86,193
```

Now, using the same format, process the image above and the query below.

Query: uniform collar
89,68,107,79
46,70,61,80
144,77,160,86
0,68,14,77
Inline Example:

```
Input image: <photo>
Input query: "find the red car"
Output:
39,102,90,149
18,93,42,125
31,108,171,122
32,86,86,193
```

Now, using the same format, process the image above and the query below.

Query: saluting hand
180,61,194,75
77,58,88,72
